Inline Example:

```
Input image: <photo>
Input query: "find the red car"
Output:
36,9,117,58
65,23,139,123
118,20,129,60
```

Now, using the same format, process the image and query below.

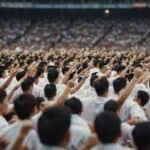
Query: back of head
44,84,57,100
104,100,119,114
94,77,109,96
14,94,36,120
132,122,150,150
47,68,59,83
95,111,121,143
137,90,149,106
113,77,127,94
16,71,26,81
65,97,82,115
38,106,71,146
21,77,34,92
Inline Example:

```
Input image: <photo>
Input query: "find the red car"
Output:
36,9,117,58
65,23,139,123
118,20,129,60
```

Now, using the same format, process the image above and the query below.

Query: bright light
105,9,110,14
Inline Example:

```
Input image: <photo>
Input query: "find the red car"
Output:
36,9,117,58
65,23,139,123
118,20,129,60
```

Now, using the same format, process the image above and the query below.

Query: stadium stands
0,16,150,50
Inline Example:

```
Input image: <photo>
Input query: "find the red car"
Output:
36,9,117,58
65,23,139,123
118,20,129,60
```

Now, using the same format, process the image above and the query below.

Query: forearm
70,77,86,94
11,134,26,150
0,76,14,90
55,86,71,106
118,77,138,106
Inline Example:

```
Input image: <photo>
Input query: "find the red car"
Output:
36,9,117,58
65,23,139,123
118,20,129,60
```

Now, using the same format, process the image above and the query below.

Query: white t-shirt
68,114,91,150
0,116,9,135
0,120,35,150
121,123,135,146
120,99,148,122
91,143,131,150
82,95,110,122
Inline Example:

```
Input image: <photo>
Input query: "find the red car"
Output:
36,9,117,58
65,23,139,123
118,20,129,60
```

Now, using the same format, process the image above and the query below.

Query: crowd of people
0,48,149,150
0,17,150,50
0,0,149,3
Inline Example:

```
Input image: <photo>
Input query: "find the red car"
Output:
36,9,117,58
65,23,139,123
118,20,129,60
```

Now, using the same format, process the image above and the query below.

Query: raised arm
5,84,20,103
118,68,142,106
0,70,16,90
11,121,32,150
70,69,89,94
54,80,75,106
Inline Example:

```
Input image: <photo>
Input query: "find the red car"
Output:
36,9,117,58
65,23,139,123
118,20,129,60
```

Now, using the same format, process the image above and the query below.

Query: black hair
90,73,99,87
62,67,69,74
113,65,125,73
104,100,119,114
16,71,26,81
95,111,121,143
14,94,36,120
113,77,127,94
35,67,44,79
0,68,4,78
44,84,57,99
94,77,109,96
38,106,71,146
98,60,105,69
0,89,7,103
65,97,82,114
21,77,34,92
47,68,59,83
137,90,149,106
132,122,150,150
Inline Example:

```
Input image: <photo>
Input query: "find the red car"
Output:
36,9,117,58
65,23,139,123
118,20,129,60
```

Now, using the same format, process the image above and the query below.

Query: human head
14,94,36,120
47,68,59,84
44,84,57,100
104,100,120,116
113,77,127,94
21,77,34,94
38,106,71,147
95,111,121,143
0,89,7,115
16,71,26,81
94,77,109,97
134,90,149,106
65,97,82,115
132,122,150,150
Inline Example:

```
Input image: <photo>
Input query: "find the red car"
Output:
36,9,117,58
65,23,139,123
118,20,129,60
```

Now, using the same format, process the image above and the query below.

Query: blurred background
0,0,150,51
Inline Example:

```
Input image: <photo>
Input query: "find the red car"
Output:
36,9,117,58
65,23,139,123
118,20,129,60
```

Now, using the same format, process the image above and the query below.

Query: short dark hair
21,77,34,92
44,84,56,99
104,100,119,114
47,68,59,83
35,67,44,79
137,90,149,106
0,68,4,78
38,106,71,146
16,71,26,81
94,77,109,96
65,97,82,114
90,73,98,87
95,111,121,143
113,77,127,94
14,94,36,119
0,89,7,103
132,122,150,150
